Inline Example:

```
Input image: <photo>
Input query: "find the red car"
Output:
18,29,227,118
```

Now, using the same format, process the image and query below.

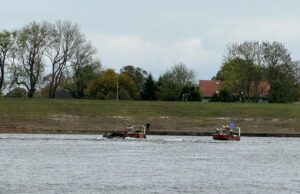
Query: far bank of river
1,116,300,137
148,131,300,137
1,99,300,137
1,128,300,137
0,116,300,137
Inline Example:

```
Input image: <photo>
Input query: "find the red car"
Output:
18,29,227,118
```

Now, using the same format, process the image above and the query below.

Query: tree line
0,20,200,101
213,41,300,103
0,21,299,102
0,21,98,99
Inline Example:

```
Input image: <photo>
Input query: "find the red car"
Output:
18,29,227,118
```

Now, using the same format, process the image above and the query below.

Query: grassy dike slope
0,98,299,135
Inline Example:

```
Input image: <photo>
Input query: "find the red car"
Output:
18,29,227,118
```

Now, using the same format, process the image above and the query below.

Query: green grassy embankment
0,98,299,136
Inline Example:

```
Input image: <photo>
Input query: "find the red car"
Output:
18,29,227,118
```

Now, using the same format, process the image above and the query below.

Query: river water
0,134,299,194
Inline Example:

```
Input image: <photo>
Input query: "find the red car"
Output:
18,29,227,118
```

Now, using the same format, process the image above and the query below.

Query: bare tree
0,30,16,94
225,41,264,66
46,20,85,98
12,22,51,98
170,62,195,85
71,41,97,98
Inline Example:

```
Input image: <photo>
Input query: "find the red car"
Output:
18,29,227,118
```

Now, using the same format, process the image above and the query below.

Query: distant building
199,80,222,101
199,80,270,101
248,81,270,101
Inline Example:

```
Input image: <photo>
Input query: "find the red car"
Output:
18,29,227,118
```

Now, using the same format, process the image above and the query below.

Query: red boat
103,124,149,139
213,125,241,141
124,125,147,138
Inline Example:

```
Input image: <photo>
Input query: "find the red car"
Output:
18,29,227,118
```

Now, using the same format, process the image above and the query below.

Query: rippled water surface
0,134,299,194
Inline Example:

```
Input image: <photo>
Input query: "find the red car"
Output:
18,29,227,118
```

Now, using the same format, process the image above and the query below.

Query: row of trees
1,21,300,102
84,63,201,101
0,20,98,98
5,63,201,101
0,21,201,101
213,41,300,103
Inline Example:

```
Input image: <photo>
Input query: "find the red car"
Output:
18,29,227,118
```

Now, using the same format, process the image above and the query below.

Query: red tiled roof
199,80,270,98
249,81,270,97
199,80,222,97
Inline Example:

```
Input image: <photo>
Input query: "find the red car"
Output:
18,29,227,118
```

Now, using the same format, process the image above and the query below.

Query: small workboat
125,125,147,138
213,121,241,141
103,124,149,139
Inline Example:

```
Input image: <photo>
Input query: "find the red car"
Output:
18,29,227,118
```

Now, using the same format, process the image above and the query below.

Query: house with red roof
199,80,270,102
199,80,222,100
248,81,270,100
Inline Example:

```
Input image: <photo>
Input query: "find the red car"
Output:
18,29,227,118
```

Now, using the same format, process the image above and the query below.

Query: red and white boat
103,124,148,139
213,123,241,141
124,125,147,139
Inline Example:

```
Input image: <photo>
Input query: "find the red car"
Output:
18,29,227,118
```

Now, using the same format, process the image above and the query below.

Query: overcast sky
1,0,300,80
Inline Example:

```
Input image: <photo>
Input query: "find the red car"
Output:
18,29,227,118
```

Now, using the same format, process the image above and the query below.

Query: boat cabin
125,125,146,138
213,125,241,141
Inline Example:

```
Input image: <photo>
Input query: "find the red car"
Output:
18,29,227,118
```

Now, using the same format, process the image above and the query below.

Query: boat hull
213,134,240,141
103,131,146,139
127,133,146,138
103,131,125,138
103,124,148,139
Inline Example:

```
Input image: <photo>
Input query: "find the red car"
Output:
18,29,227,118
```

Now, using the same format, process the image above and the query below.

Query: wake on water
0,134,217,144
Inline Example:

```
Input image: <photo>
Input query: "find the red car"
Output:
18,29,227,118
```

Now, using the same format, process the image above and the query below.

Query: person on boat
221,125,225,131
224,125,229,134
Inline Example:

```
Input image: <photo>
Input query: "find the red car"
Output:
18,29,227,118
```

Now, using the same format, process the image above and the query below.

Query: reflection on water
0,134,299,194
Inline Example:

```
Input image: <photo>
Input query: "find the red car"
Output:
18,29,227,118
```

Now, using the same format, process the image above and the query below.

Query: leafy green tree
86,69,116,99
216,57,262,102
118,73,137,99
209,89,234,102
261,42,299,102
294,61,300,100
120,65,148,99
181,84,202,101
209,92,220,102
157,73,179,101
157,63,195,101
71,41,97,98
86,69,136,100
223,41,299,103
140,74,157,100
219,89,234,102
0,30,16,95
268,81,286,103
65,61,101,98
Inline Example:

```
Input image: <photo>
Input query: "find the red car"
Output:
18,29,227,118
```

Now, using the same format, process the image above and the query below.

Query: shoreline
1,130,300,137
1,99,300,137
148,131,300,137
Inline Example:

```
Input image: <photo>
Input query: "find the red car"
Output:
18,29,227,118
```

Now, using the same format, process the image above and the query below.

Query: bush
219,89,234,102
5,87,27,98
181,85,202,101
209,89,234,102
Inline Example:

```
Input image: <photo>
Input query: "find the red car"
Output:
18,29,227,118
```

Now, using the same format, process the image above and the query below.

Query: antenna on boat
146,123,150,134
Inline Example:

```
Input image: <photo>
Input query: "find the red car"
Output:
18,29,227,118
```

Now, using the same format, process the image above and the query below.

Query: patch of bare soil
1,115,299,135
